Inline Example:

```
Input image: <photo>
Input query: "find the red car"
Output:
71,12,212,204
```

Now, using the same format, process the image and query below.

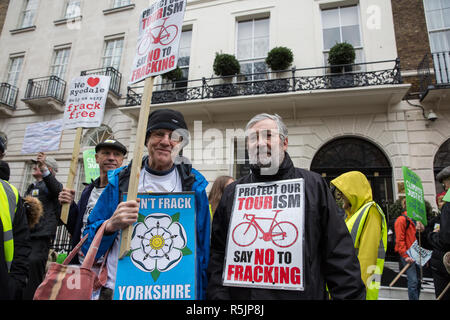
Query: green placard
443,189,450,203
83,149,99,183
402,166,427,226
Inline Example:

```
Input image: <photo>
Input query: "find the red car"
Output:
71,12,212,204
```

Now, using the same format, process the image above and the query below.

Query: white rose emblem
130,213,187,277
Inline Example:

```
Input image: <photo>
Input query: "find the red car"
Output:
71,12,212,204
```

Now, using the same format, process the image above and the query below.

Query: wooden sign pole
60,126,83,224
389,262,412,287
119,76,155,259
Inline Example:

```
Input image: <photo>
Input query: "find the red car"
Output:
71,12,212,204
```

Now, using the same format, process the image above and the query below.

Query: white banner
129,0,187,84
21,119,63,154
223,179,305,291
62,75,111,130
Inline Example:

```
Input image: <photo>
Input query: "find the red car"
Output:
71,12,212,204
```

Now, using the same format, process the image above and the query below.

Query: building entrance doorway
310,137,393,218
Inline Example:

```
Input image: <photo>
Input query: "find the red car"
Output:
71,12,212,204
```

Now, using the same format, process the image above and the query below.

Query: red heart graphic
87,77,100,87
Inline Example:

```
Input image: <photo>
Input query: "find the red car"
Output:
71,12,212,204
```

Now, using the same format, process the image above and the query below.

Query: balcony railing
0,83,18,109
418,51,450,99
81,66,122,96
24,75,66,102
125,59,402,106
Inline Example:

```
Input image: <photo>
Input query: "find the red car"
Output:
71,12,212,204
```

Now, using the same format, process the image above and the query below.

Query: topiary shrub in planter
212,53,240,97
213,53,240,78
327,42,356,88
264,46,294,93
161,66,183,82
265,46,294,72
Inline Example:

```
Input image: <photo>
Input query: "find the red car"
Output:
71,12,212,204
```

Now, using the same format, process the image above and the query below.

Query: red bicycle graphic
138,17,178,55
232,210,298,248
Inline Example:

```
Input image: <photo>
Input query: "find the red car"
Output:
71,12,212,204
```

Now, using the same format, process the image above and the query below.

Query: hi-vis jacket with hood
331,171,387,300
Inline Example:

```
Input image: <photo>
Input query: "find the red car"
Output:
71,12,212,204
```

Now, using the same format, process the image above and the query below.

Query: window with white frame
423,0,450,83
19,0,39,28
64,0,81,19
50,47,71,79
178,29,192,83
82,125,114,147
112,0,131,8
102,37,124,70
236,17,270,80
321,5,364,69
6,55,24,86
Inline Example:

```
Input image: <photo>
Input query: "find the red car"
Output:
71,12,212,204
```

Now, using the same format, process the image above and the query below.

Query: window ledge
54,16,82,26
103,4,135,15
10,25,36,34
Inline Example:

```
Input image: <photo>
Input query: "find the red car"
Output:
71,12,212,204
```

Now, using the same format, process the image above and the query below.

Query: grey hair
245,113,288,140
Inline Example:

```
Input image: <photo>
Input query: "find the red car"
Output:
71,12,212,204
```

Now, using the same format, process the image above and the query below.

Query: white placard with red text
129,0,187,84
62,75,111,130
223,179,305,291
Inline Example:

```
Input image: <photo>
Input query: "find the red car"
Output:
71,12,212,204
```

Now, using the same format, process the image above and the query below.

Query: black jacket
0,196,31,300
421,202,450,276
206,153,365,300
24,173,63,238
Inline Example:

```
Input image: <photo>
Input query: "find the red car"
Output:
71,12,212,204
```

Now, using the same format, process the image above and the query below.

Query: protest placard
21,119,63,154
119,0,187,259
129,0,187,84
60,75,110,224
82,149,99,183
62,75,111,130
402,166,427,226
114,192,196,300
406,240,432,267
443,189,450,202
223,179,305,291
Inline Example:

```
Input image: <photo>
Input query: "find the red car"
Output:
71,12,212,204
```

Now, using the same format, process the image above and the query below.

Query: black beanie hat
145,109,188,144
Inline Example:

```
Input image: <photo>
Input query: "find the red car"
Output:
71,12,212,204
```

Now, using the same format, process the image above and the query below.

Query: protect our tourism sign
62,75,111,130
402,166,427,226
129,0,187,84
114,192,196,300
223,179,305,291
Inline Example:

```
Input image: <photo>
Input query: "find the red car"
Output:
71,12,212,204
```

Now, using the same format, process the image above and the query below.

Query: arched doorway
433,138,450,194
310,137,393,215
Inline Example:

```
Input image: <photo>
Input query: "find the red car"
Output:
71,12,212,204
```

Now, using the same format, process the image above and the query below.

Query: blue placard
114,192,196,300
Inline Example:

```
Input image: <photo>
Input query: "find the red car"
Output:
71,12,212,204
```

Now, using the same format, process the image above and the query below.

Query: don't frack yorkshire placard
114,192,197,300
129,0,187,84
223,179,305,291
62,75,111,130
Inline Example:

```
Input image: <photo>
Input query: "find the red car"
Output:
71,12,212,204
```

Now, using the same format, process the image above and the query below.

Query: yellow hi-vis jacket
0,179,19,272
331,171,387,300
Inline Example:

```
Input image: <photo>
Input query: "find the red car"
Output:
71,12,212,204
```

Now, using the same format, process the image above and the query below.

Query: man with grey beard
207,113,365,300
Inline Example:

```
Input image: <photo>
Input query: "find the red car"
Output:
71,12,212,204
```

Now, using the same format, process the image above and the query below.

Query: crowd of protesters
1,110,449,300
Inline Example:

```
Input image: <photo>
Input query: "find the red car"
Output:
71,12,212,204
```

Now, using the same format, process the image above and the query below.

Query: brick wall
0,0,10,36
391,0,432,94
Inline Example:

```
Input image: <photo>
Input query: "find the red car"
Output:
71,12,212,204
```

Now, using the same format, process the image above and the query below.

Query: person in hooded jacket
331,171,387,300
82,109,210,300
207,113,365,300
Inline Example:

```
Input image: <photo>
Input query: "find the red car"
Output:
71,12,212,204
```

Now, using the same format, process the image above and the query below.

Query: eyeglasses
247,129,284,143
150,130,183,143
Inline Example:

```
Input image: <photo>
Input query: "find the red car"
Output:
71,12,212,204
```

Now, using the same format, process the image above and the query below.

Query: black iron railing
418,51,450,99
24,75,66,102
81,66,122,96
125,59,402,106
0,83,18,108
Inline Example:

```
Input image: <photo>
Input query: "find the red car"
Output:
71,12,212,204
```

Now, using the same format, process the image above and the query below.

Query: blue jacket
82,157,210,299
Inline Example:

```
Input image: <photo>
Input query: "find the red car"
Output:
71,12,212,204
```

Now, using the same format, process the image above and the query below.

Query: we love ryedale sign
63,75,111,130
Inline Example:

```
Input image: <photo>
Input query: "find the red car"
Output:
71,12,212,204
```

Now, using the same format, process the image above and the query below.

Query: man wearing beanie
82,109,210,300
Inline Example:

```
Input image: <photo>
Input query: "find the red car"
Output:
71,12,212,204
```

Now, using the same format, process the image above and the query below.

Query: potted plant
265,46,294,92
327,42,356,88
212,53,240,97
153,66,186,103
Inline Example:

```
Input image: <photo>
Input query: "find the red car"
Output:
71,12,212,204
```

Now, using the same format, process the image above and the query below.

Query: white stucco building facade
0,0,449,218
